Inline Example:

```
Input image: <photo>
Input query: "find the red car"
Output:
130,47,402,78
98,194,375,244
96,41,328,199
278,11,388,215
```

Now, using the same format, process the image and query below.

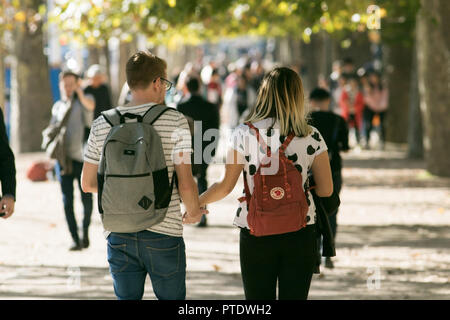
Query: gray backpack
98,104,175,232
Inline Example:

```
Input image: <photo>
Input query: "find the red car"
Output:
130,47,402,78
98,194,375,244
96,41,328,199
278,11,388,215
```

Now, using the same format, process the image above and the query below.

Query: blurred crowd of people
161,56,266,131
320,57,389,150
24,53,389,242
152,55,389,150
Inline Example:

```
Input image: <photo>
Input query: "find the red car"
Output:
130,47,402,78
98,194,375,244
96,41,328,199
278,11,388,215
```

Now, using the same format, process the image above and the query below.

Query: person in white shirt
81,51,205,300
184,67,333,300
50,70,95,251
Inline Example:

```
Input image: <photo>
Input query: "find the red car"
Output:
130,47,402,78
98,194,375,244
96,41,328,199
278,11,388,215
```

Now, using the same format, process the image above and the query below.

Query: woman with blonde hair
184,67,333,300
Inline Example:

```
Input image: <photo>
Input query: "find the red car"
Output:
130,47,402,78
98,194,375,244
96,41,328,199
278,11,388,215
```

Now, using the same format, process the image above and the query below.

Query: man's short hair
126,51,167,90
309,88,331,101
186,77,200,93
60,69,80,81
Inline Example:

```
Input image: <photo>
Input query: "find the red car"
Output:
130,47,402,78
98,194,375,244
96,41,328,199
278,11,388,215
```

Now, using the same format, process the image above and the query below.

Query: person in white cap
84,64,113,120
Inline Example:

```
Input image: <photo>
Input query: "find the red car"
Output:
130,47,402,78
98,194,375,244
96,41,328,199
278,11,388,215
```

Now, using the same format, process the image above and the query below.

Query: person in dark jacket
309,88,349,269
177,76,220,227
0,108,16,219
84,64,113,120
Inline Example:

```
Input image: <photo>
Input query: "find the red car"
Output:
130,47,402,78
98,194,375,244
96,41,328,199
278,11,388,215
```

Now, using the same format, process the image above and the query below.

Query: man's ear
154,77,163,91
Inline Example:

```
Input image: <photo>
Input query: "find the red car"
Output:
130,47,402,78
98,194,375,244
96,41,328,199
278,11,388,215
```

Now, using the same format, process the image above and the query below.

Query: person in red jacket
339,74,364,145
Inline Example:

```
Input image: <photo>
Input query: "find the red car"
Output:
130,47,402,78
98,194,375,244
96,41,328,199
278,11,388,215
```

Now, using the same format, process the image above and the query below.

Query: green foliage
375,0,421,46
49,0,234,46
0,0,47,52
44,0,421,47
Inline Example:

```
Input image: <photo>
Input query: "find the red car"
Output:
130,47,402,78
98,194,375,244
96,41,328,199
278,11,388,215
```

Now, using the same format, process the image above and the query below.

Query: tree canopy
47,0,419,49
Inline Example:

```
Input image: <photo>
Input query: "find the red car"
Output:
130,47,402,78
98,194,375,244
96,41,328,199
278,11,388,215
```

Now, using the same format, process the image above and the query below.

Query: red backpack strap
278,132,296,200
245,122,271,157
279,132,295,154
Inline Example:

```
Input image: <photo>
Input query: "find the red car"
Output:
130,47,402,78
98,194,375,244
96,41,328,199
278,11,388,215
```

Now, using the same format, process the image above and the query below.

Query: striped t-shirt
84,102,192,238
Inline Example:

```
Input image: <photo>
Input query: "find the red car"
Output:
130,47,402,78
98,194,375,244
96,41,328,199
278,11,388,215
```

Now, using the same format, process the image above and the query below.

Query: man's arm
81,162,98,193
174,152,202,222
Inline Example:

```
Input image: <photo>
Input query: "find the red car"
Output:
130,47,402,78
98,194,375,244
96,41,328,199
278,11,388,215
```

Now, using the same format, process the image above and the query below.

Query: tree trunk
407,37,423,158
118,39,137,99
289,36,302,67
101,42,111,84
275,37,291,65
383,43,412,143
99,41,115,102
87,45,100,66
417,0,450,176
13,0,52,152
301,33,326,93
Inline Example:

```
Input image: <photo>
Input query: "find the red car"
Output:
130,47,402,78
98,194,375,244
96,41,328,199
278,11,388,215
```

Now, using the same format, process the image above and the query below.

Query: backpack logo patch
138,196,153,210
124,149,135,156
270,187,285,200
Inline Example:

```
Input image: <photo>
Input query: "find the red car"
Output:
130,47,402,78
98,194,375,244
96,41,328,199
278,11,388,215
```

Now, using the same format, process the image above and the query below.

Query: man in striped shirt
81,51,204,300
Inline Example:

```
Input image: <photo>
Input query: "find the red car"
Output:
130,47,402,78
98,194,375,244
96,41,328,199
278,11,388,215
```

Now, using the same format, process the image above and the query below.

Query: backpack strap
245,122,296,156
245,122,271,157
142,104,172,125
103,105,172,127
102,108,122,127
142,104,178,190
242,170,252,205
279,132,295,154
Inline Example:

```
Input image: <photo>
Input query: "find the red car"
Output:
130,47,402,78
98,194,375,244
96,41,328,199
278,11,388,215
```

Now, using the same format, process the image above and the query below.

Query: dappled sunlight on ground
0,150,449,299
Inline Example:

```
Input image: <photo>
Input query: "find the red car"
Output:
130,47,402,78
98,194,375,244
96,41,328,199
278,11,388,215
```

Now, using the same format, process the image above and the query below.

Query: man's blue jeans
107,230,186,300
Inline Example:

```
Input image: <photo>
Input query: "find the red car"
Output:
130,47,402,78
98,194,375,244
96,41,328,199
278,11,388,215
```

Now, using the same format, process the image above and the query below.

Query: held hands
182,207,209,224
0,195,15,219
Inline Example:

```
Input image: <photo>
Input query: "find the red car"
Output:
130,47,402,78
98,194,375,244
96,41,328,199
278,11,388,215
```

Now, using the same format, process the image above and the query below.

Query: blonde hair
245,67,312,137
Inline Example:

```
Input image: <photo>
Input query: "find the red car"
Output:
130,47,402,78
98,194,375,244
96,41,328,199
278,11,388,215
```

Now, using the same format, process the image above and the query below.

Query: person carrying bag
185,67,334,300
41,101,73,175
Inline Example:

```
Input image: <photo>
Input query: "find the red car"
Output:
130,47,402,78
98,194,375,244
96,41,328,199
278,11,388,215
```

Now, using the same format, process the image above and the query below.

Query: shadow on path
0,264,244,300
336,224,450,250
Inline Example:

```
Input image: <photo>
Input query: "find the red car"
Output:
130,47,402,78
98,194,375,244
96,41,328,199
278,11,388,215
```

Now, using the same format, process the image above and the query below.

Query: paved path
0,148,449,299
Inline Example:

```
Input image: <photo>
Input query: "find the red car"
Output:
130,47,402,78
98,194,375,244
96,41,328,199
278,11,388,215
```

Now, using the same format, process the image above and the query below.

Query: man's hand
0,195,15,219
75,86,95,111
182,207,209,225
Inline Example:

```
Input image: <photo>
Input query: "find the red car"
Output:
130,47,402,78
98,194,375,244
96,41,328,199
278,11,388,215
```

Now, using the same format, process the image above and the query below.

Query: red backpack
241,122,309,237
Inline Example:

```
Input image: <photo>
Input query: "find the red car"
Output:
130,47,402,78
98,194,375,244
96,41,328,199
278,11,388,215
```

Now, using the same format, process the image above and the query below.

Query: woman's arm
199,148,245,207
311,151,333,197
